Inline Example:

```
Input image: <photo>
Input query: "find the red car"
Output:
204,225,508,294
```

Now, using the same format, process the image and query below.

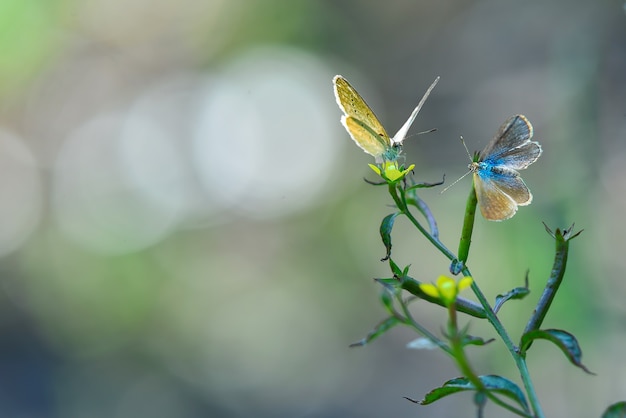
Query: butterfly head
466,150,482,172
380,142,403,163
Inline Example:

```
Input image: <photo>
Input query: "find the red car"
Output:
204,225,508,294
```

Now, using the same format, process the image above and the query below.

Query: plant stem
523,224,581,336
516,356,543,418
463,269,544,418
389,184,456,260
457,183,478,266
397,296,452,355
389,183,545,417
448,305,531,417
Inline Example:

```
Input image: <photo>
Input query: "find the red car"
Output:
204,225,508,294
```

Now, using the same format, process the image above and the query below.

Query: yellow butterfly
333,75,439,163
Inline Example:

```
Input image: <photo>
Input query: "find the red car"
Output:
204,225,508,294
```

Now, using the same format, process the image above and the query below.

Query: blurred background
0,0,625,416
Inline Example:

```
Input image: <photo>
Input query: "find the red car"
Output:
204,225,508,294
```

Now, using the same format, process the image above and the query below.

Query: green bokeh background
0,0,624,417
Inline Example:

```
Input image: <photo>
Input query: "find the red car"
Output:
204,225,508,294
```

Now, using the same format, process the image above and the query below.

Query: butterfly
333,75,439,163
470,115,542,221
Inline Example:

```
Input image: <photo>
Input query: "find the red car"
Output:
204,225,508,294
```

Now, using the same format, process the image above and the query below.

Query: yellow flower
369,161,415,182
420,275,473,306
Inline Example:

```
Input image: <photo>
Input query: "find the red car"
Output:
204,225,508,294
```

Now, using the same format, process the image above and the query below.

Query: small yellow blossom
368,161,415,182
420,275,473,306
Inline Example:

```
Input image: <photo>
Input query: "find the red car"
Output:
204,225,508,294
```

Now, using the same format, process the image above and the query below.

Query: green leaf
374,277,399,289
380,289,394,313
457,324,494,347
520,329,594,374
380,213,399,261
474,375,529,412
388,258,403,277
601,401,626,418
398,276,487,319
405,379,466,404
401,264,411,277
412,375,529,413
373,282,400,316
493,271,530,313
405,188,440,239
494,287,530,313
461,334,495,347
349,316,400,347
405,175,445,191
543,222,583,242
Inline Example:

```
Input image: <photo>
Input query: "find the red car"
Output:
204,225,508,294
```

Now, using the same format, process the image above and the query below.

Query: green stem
397,296,452,355
448,305,532,417
456,183,478,268
523,224,580,336
389,183,544,417
516,356,542,418
389,184,456,260
406,189,440,239
452,184,544,417
464,271,544,418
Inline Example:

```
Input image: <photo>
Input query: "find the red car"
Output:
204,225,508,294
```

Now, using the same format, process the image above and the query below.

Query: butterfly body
470,115,542,221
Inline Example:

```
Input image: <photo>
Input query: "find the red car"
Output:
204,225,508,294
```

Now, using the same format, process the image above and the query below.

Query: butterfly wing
341,116,388,160
390,76,439,146
472,115,541,221
333,76,391,160
481,115,542,170
473,166,532,221
487,141,542,170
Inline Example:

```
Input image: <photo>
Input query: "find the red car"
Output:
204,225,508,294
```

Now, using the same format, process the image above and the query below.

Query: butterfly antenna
441,170,471,194
417,128,437,135
440,136,474,194
403,127,437,141
460,135,473,161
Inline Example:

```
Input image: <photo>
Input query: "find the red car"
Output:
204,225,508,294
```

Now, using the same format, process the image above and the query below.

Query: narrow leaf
388,257,402,277
413,375,529,413
494,287,530,313
363,177,386,186
410,379,467,404
401,264,411,277
520,329,594,374
349,316,400,347
380,213,399,261
374,278,399,289
380,288,395,314
601,401,626,418
400,276,487,319
405,175,445,190
405,188,440,238
461,334,495,347
475,375,529,412
457,324,493,347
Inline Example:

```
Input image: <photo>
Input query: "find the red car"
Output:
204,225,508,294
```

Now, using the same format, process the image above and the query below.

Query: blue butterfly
470,115,542,221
